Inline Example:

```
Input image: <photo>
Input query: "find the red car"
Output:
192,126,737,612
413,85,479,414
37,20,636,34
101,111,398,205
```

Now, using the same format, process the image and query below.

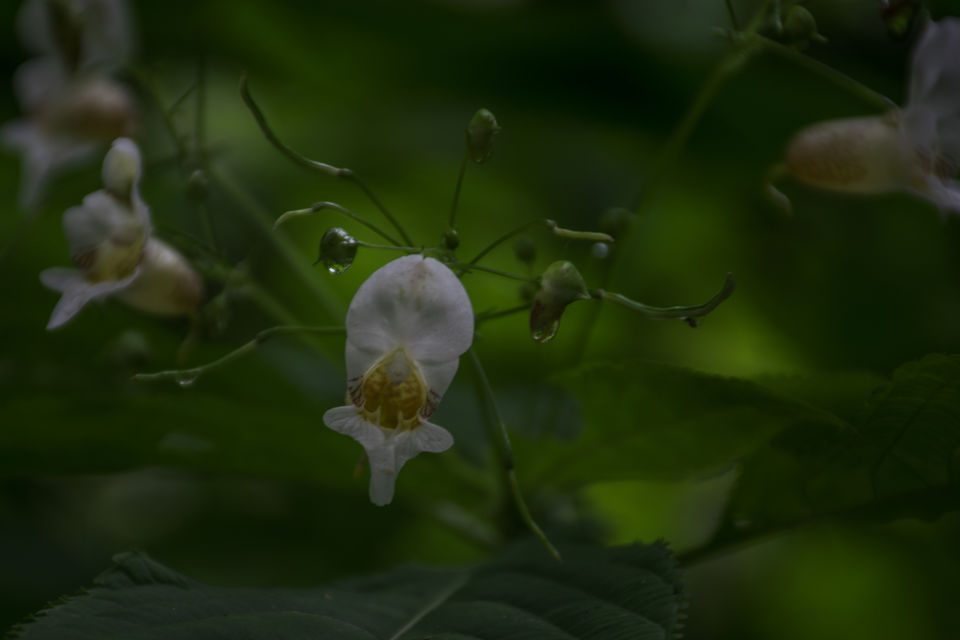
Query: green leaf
9,539,685,639
517,360,840,487
713,354,960,547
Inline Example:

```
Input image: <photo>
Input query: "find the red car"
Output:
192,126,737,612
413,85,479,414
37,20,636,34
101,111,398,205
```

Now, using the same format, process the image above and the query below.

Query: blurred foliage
3,0,960,638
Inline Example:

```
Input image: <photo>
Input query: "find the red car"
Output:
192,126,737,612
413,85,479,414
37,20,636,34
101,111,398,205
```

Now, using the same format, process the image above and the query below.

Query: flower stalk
469,347,561,561
133,325,344,385
592,272,735,327
240,73,413,246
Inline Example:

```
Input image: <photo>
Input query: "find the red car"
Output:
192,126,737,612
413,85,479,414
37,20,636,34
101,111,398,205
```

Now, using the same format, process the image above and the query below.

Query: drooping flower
3,0,137,211
322,255,474,506
40,137,203,329
783,18,960,213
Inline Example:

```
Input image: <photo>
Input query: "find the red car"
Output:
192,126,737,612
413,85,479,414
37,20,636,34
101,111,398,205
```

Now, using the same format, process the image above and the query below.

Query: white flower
322,255,475,506
784,18,960,213
3,0,136,212
40,138,202,329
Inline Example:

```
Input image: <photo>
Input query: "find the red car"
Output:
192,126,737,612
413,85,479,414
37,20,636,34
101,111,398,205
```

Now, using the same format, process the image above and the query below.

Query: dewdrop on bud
466,108,501,164
315,227,358,274
529,260,590,343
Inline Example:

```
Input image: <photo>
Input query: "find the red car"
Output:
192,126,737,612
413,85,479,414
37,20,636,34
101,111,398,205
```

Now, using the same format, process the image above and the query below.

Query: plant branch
133,325,344,384
275,201,402,246
592,272,735,327
468,347,561,560
239,73,413,246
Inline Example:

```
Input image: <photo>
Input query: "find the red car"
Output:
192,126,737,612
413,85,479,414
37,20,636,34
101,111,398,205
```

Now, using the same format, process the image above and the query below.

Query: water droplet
531,319,560,343
315,228,357,274
323,259,350,274
176,372,198,388
590,242,609,259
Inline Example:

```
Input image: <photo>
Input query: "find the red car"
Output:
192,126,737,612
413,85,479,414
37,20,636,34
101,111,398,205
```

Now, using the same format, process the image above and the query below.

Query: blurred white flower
3,0,137,212
784,18,960,213
40,138,203,330
323,255,474,506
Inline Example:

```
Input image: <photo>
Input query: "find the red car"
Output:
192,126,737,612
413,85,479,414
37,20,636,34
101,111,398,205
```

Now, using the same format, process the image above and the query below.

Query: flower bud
314,227,358,274
466,108,501,164
101,137,141,201
783,114,922,194
513,235,536,265
45,78,138,141
782,6,827,48
115,239,204,316
186,169,209,202
529,260,591,343
442,228,460,250
599,207,634,240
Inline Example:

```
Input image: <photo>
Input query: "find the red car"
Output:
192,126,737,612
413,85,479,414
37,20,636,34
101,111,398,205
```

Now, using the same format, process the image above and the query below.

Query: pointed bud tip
466,108,501,164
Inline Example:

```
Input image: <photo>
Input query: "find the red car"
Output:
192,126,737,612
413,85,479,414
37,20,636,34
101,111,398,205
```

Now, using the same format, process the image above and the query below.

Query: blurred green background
2,0,960,638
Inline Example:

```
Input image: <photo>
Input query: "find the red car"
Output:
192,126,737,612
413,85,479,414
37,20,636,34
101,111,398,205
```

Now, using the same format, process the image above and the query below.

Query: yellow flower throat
358,349,427,430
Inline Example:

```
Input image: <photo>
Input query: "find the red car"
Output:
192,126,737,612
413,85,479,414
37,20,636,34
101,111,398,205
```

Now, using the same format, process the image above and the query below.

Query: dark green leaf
517,360,840,487
9,539,685,639
713,354,960,546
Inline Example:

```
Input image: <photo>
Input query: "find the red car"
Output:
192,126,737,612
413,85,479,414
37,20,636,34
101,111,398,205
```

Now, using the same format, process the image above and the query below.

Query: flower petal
40,266,136,329
418,359,460,407
345,255,474,366
115,239,202,316
907,18,960,160
366,422,454,506
916,178,960,215
2,121,97,212
323,405,386,451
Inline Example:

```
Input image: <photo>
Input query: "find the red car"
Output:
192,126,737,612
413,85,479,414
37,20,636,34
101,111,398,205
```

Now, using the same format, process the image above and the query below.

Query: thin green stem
467,219,613,267
475,304,531,323
468,347,561,561
724,0,740,30
193,55,218,250
130,65,189,166
453,261,537,283
208,167,345,319
758,36,897,110
133,325,344,384
275,202,401,246
239,73,413,246
592,272,735,327
448,150,469,229
355,241,422,252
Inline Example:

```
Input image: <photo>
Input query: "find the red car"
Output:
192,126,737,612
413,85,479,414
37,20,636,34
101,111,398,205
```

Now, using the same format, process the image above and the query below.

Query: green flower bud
466,108,501,164
314,227,358,274
186,169,209,202
599,207,634,240
442,228,460,250
513,235,536,265
529,260,591,343
783,6,827,48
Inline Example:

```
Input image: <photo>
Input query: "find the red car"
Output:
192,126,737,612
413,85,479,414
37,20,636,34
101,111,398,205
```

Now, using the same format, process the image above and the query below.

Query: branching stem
239,73,413,246
133,325,344,384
